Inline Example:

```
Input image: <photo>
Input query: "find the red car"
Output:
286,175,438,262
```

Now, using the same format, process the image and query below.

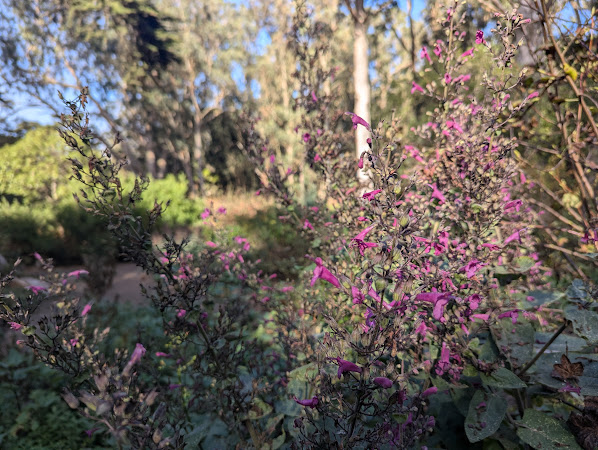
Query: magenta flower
81,303,92,316
310,257,340,288
302,133,310,142
176,309,186,318
9,322,22,331
169,384,182,390
84,428,99,438
421,386,438,397
504,229,524,245
504,199,523,212
460,48,474,59
200,208,211,220
303,219,314,230
70,338,78,347
459,260,487,278
206,241,218,248
336,358,362,378
471,313,490,322
311,91,318,102
345,112,370,130
373,377,393,389
427,183,446,204
434,42,442,57
351,225,378,255
358,157,364,169
67,269,89,278
33,252,43,261
526,91,539,100
155,352,171,358
481,242,501,251
217,207,227,214
498,310,519,324
351,286,365,304
28,285,46,295
411,82,425,94
436,342,451,375
559,384,581,394
362,189,382,201
444,73,452,84
416,321,428,337
475,30,485,44
123,343,146,376
294,396,319,408
420,46,432,64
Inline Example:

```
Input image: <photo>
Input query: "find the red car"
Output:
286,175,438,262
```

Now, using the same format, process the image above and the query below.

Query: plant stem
518,320,568,376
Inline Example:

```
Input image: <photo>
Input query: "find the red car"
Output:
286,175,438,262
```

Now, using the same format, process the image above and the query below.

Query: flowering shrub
1,2,598,449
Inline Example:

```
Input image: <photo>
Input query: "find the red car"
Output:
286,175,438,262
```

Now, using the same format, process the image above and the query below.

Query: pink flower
498,310,519,324
336,358,362,378
374,377,393,389
351,286,365,304
206,241,218,248
345,112,370,130
444,73,452,84
123,343,146,376
217,207,227,214
411,82,425,94
302,133,310,142
303,219,314,230
436,342,451,375
310,258,340,288
351,225,378,255
434,42,442,57
33,252,43,261
504,199,523,212
81,303,92,316
294,396,319,408
471,313,489,322
362,189,382,201
420,46,432,64
427,183,446,204
201,208,211,219
313,154,321,162
559,384,581,394
475,30,485,44
421,386,438,397
504,229,524,245
67,270,89,278
9,322,22,331
70,339,78,347
169,384,182,390
176,309,186,318
155,352,171,358
526,91,539,100
85,428,99,438
358,157,364,169
459,260,487,278
482,243,501,251
460,48,474,59
28,285,46,295
311,91,318,102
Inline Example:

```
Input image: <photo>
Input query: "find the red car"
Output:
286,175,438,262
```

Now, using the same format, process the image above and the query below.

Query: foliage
0,1,597,449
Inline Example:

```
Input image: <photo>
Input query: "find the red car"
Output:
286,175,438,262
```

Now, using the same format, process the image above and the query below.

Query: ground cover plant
0,0,597,449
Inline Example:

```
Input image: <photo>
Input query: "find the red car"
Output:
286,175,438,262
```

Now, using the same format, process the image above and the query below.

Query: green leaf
513,256,535,273
481,368,526,389
465,390,507,443
247,397,273,420
565,305,598,343
567,279,588,302
516,409,582,450
522,291,564,307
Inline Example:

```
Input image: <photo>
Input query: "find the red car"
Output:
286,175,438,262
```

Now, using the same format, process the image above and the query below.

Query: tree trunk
192,118,204,196
352,4,370,183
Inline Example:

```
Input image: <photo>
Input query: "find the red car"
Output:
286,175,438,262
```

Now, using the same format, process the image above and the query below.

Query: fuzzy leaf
465,390,507,443
481,368,526,389
517,409,582,449
565,306,598,343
